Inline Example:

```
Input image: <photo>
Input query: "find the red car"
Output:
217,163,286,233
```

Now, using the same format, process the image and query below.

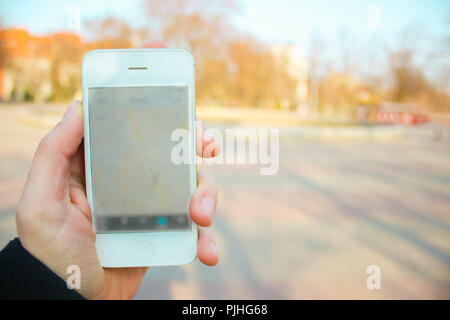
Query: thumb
25,100,84,201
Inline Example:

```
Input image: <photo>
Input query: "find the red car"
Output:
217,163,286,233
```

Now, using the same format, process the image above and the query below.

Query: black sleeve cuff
0,238,86,300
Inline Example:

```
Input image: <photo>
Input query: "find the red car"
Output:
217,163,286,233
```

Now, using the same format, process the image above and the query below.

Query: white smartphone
81,49,197,267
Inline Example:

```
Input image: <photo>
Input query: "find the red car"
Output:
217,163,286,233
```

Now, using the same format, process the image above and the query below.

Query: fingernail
209,241,218,255
200,197,215,218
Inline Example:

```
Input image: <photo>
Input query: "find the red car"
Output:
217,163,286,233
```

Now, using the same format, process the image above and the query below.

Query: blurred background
0,0,449,299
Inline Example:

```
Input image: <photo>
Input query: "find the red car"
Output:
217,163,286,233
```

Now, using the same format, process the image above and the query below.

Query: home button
135,240,154,261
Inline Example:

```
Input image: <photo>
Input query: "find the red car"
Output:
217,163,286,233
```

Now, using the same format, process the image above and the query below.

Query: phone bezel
82,49,197,267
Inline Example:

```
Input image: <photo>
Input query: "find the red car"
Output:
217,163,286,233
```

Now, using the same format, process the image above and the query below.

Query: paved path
0,104,449,299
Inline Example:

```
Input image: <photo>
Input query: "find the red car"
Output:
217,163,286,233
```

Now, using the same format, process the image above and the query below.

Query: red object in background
377,111,429,125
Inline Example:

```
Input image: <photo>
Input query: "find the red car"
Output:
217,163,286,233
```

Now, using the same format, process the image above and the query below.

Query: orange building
0,28,83,102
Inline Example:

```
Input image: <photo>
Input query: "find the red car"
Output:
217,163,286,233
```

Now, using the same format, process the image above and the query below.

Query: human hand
16,42,220,300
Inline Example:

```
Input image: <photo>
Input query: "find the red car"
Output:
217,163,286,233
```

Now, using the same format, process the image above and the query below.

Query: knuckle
35,120,63,157
36,135,53,157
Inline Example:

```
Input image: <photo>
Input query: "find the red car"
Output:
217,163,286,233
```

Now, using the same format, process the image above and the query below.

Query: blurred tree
387,49,450,113
143,0,298,109
48,33,84,102
388,50,426,103
307,35,327,113
319,73,358,116
144,0,237,39
85,17,145,49
144,0,237,106
228,39,298,108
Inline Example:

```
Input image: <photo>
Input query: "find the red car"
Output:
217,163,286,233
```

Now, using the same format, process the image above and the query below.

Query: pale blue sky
1,0,448,83
1,0,448,45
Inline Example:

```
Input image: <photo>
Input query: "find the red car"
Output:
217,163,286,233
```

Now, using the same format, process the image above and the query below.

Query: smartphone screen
88,86,191,233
